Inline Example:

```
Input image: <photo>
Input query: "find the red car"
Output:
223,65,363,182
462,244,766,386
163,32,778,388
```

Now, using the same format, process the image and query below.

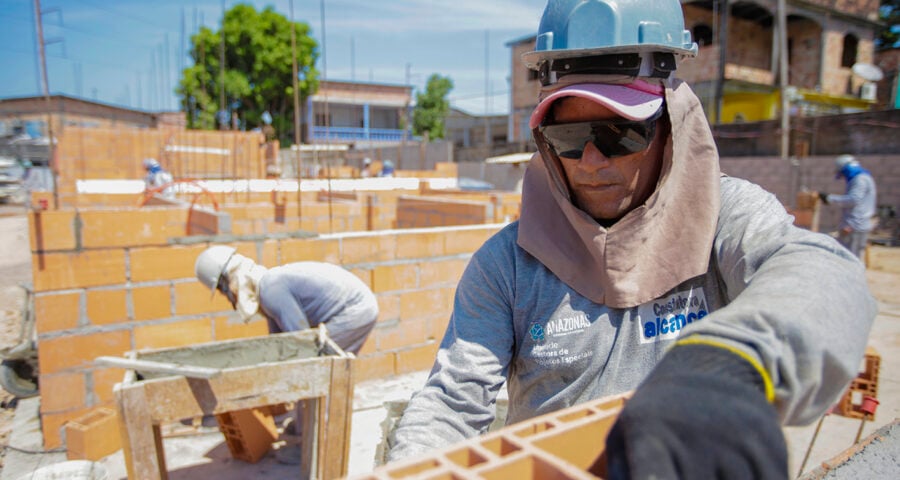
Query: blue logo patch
529,323,545,342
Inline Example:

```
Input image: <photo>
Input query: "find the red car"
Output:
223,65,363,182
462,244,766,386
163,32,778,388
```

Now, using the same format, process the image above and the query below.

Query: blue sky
0,0,548,116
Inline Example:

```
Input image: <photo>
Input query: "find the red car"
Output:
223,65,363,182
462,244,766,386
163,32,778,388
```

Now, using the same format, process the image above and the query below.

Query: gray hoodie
389,80,876,461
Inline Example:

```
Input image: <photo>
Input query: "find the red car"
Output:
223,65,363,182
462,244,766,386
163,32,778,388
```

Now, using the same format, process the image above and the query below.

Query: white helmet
143,158,160,170
834,154,858,173
195,245,237,292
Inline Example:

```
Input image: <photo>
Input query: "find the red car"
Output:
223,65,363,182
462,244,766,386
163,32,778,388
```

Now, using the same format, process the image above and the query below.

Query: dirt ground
0,207,31,469
0,207,897,473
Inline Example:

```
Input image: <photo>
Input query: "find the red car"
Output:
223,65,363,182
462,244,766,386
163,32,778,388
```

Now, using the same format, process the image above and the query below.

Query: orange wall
29,206,502,447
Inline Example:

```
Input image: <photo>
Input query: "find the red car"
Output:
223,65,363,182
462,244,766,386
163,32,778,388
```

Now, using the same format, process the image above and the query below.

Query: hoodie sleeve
687,176,876,425
388,230,516,462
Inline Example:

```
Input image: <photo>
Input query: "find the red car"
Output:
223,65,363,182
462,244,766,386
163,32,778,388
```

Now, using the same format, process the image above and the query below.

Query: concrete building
308,80,414,147
0,94,183,137
505,0,887,143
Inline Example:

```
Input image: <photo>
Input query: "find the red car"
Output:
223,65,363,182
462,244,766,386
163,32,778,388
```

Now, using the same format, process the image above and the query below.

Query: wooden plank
323,357,355,479
139,359,333,422
299,398,319,480
96,356,222,379
115,382,166,480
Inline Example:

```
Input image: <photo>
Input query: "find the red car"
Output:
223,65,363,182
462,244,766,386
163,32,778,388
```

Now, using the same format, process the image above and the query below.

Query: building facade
307,80,414,147
505,0,886,142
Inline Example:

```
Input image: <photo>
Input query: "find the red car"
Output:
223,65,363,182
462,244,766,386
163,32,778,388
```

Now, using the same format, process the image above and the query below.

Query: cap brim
529,83,664,129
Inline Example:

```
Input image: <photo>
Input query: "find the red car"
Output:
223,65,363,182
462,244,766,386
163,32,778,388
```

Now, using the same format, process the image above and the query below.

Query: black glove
818,191,829,205
605,343,787,480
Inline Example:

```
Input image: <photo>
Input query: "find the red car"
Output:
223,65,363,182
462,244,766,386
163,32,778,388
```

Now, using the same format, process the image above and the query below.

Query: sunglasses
538,110,662,159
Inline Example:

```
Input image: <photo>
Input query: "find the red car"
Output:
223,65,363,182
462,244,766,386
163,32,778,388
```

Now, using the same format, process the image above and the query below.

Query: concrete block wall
55,126,268,198
396,196,494,228
720,154,900,233
29,205,503,448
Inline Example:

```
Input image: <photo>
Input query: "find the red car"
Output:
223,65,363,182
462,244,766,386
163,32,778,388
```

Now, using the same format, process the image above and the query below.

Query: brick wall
29,204,502,448
55,127,269,200
721,154,900,232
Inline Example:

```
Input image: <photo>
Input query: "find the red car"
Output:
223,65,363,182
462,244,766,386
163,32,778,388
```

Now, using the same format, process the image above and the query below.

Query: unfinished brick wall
55,127,270,202
720,154,900,233
29,205,502,448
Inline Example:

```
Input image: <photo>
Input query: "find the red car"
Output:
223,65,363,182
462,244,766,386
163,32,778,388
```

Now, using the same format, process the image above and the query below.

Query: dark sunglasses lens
541,123,592,159
592,122,655,158
541,119,655,159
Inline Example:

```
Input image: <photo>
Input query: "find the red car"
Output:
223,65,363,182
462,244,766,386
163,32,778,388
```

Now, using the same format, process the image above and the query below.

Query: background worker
819,154,877,259
142,157,174,198
389,1,876,478
195,245,378,464
194,245,378,354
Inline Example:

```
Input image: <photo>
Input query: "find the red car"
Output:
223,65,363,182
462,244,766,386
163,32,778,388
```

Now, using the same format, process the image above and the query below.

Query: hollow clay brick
394,343,440,375
40,407,95,449
130,244,208,282
34,292,82,334
353,394,629,480
342,235,398,265
86,289,128,325
280,237,341,264
173,282,233,316
131,285,172,321
355,351,395,380
65,407,121,461
28,210,77,252
133,318,213,350
32,249,127,291
38,329,131,375
372,264,419,293
395,232,446,259
39,372,87,412
91,367,126,404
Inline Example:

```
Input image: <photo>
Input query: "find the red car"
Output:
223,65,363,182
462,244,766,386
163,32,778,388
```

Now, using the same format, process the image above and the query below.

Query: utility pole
33,0,59,208
289,0,302,214
219,0,226,129
714,0,728,124
777,0,790,161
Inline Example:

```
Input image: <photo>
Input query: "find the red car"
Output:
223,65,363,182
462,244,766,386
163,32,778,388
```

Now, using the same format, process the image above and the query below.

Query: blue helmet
522,0,698,82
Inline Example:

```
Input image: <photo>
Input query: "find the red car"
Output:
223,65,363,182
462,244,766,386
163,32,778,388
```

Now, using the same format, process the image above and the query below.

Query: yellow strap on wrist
675,337,775,403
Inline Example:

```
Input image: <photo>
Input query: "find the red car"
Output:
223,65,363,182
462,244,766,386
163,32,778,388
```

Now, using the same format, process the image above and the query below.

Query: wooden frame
113,329,354,480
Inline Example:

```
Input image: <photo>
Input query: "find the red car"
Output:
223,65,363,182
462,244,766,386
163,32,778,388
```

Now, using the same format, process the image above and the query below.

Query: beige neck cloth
517,78,721,309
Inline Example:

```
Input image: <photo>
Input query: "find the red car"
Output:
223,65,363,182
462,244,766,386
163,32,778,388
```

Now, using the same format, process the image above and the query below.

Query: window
841,34,858,68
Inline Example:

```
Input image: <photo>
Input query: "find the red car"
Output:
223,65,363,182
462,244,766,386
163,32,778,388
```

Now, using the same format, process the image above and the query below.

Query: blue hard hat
522,0,698,80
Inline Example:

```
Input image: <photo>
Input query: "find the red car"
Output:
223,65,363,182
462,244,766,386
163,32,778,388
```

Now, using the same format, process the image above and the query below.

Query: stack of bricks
29,203,502,448
834,346,880,420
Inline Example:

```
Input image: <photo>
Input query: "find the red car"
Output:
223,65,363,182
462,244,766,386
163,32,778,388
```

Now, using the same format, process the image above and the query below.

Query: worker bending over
820,154,878,259
195,245,378,354
389,1,876,478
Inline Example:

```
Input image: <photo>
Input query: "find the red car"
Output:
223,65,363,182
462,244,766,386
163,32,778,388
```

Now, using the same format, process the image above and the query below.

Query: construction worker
142,158,174,198
194,245,378,354
819,154,877,259
389,1,876,478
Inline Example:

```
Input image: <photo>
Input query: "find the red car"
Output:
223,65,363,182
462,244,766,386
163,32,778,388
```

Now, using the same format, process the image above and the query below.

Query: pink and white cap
529,80,665,129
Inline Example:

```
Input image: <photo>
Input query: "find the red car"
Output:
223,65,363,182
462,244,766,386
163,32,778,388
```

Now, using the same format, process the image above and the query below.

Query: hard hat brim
522,44,697,70
529,81,665,129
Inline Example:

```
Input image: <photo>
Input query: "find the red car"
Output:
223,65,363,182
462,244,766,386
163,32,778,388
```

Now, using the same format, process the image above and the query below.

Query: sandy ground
0,209,32,470
0,207,897,478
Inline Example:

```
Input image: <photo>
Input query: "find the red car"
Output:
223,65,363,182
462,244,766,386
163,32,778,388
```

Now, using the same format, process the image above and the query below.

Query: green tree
878,0,900,49
412,74,454,140
177,3,319,144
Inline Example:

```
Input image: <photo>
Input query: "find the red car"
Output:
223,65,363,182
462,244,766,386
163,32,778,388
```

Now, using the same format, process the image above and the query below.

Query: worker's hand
605,343,787,480
818,191,829,204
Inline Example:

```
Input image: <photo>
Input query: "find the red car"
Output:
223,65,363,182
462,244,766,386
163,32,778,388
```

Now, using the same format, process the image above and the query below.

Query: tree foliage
412,74,454,140
878,0,900,49
177,3,318,143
